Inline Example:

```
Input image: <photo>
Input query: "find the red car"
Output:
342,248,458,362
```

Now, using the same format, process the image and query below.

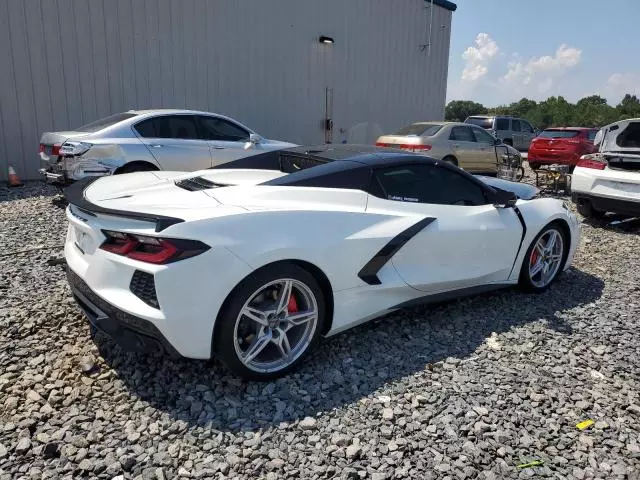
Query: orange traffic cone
7,165,23,187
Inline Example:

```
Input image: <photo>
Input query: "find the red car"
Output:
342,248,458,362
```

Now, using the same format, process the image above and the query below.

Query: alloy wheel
233,278,318,373
528,229,564,288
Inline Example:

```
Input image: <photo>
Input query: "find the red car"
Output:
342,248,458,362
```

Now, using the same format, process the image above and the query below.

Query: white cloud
461,33,499,83
501,44,582,93
606,73,640,98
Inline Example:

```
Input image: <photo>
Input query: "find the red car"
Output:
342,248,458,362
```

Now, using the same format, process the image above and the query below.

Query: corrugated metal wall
0,0,452,180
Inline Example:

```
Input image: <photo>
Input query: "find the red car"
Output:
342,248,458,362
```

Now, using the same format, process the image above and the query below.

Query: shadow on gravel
582,215,640,235
95,267,604,433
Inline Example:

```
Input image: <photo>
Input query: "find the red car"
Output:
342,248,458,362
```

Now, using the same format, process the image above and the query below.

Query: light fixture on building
319,35,334,45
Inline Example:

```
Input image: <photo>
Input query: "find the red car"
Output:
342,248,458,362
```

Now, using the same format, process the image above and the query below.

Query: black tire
518,222,568,293
116,162,157,174
442,156,458,167
528,162,540,170
576,200,605,219
214,263,326,381
503,138,513,147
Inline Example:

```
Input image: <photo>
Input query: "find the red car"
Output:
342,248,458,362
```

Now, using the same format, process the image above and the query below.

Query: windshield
75,112,139,133
393,123,442,137
465,117,493,129
538,130,580,139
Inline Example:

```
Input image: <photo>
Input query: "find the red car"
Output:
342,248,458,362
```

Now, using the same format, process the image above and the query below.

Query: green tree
445,100,486,122
616,94,640,119
447,93,636,130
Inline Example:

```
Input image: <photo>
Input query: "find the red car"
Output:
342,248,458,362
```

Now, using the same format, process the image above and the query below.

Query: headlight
59,141,92,156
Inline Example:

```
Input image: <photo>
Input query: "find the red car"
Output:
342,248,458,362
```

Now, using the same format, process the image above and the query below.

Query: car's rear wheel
519,223,567,292
528,162,540,170
442,155,458,167
576,200,605,219
214,263,325,380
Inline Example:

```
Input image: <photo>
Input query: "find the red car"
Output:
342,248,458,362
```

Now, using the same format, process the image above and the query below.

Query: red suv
528,127,599,171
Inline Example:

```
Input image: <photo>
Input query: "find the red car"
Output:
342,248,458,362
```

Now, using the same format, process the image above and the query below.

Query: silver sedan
376,121,521,174
38,109,296,184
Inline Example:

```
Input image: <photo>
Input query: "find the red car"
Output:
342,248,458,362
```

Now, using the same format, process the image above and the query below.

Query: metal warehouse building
0,0,456,181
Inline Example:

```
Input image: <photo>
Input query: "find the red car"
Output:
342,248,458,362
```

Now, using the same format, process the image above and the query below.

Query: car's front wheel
519,223,567,292
214,263,325,380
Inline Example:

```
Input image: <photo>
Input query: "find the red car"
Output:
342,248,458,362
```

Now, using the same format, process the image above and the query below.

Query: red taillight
376,142,431,152
577,158,606,170
406,144,432,152
39,144,45,153
52,145,61,156
100,230,209,264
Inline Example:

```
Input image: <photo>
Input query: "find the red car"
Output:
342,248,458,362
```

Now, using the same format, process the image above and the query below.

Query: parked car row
41,110,526,185
49,108,638,380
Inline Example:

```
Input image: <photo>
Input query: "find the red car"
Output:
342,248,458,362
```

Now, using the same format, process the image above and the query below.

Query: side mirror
491,188,517,208
244,133,262,150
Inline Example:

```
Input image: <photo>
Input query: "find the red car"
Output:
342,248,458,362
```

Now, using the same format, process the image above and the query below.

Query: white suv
571,118,640,218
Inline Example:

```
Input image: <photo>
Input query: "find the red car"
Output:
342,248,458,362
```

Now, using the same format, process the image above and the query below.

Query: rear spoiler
63,177,184,232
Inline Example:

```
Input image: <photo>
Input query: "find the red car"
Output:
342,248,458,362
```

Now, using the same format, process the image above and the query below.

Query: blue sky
446,0,640,107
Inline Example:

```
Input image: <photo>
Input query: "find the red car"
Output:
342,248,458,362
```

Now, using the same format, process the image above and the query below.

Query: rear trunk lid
65,169,292,231
531,129,582,153
375,135,432,152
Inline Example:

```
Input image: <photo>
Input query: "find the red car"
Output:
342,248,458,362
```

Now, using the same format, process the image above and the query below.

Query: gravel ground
1,168,639,480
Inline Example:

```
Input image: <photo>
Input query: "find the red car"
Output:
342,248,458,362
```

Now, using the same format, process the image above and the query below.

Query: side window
374,164,488,206
134,115,199,139
511,119,522,132
199,116,249,141
521,121,533,133
495,118,510,131
471,127,497,144
587,129,598,142
449,126,476,142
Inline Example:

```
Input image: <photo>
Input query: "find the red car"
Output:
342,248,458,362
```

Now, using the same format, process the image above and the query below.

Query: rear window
587,130,598,142
538,130,580,139
393,123,442,136
616,122,640,148
465,117,493,129
75,112,138,133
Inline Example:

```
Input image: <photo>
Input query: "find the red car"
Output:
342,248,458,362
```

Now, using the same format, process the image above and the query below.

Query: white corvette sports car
64,145,581,380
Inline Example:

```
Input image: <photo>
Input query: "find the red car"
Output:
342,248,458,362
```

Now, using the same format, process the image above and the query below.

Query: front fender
509,198,581,281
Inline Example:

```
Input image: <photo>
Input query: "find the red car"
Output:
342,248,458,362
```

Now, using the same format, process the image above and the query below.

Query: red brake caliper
287,294,299,313
530,248,538,266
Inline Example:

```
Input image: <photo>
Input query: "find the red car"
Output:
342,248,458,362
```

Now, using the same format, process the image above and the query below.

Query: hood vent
175,176,228,191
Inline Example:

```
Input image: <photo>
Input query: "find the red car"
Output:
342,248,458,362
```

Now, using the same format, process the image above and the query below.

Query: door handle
212,146,225,150
150,144,163,148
